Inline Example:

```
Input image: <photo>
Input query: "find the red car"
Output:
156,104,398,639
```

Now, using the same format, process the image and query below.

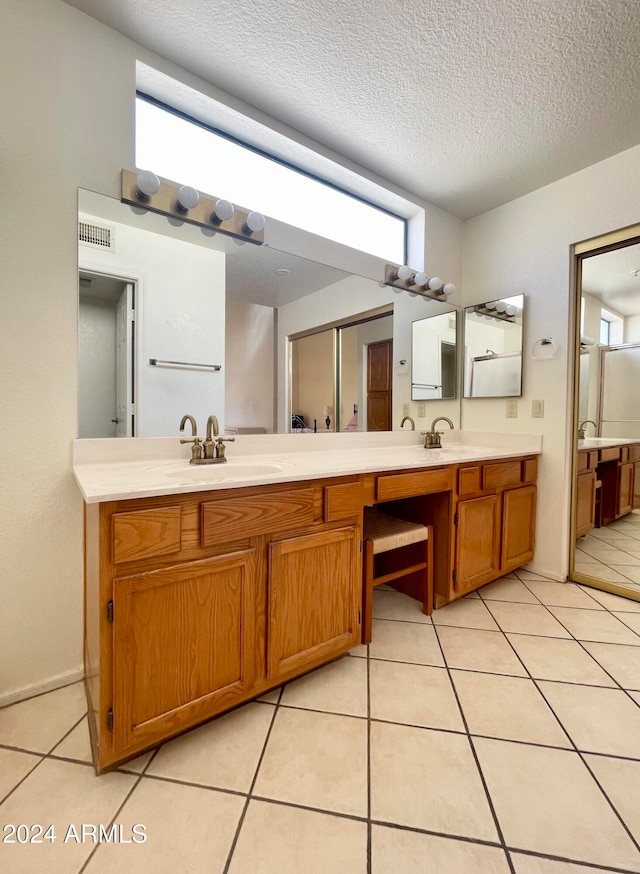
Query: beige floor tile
589,550,640,566
484,602,571,638
436,626,527,676
547,606,640,644
372,825,510,874
451,671,570,746
51,716,92,763
253,708,367,816
613,611,640,634
0,759,136,873
117,751,155,775
228,799,367,874
370,722,497,840
522,580,602,609
511,854,618,874
474,737,640,870
347,642,368,658
577,586,640,612
628,690,640,705
146,702,274,792
478,577,540,603
537,681,640,757
372,588,432,623
581,641,640,689
506,634,616,687
431,597,500,630
574,562,630,583
584,754,640,844
85,777,243,873
611,565,640,584
368,618,445,666
280,655,367,717
590,527,637,543
257,687,281,704
0,683,87,753
0,748,41,800
370,661,464,731
513,570,554,581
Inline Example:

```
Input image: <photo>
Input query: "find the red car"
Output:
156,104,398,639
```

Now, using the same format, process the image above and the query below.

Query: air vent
79,220,115,251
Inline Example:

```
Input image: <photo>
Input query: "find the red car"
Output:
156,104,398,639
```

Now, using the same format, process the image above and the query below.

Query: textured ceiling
63,0,640,219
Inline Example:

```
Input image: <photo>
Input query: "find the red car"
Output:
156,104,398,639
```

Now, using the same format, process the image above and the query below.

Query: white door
115,283,134,437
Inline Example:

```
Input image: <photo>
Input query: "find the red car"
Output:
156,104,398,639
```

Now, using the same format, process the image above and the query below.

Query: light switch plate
532,399,544,418
402,403,410,416
417,402,426,417
506,399,518,418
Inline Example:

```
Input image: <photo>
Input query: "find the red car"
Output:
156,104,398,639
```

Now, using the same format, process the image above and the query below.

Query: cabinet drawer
482,461,521,491
522,458,538,483
112,506,181,564
600,447,620,462
376,467,453,501
629,444,640,463
457,466,482,497
324,481,363,522
202,489,314,545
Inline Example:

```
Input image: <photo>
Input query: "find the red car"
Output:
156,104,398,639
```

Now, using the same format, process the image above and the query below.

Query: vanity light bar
121,169,265,245
473,304,517,323
383,264,456,302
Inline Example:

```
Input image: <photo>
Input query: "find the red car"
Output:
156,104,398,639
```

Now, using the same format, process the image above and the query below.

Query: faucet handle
214,436,235,460
180,437,203,461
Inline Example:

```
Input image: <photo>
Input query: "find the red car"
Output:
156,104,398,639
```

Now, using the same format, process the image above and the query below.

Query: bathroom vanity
576,438,640,537
75,432,540,771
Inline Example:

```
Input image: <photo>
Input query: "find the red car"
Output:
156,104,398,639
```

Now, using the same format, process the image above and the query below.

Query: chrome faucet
578,419,597,439
422,416,455,449
400,416,415,431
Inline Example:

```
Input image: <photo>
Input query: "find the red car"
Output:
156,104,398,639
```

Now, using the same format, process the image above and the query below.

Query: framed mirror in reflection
463,295,524,398
572,232,640,601
77,189,462,437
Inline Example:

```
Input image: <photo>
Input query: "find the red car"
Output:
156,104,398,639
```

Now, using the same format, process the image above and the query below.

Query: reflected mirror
463,295,524,397
411,309,458,400
571,231,640,600
78,189,461,437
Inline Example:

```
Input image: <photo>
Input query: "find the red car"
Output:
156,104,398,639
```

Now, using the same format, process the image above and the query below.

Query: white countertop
73,430,543,503
578,437,640,450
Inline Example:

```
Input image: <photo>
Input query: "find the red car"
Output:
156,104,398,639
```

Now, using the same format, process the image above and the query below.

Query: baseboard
519,563,567,583
0,667,84,709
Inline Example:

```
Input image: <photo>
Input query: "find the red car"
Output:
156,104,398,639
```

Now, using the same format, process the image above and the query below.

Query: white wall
626,314,640,342
461,145,640,580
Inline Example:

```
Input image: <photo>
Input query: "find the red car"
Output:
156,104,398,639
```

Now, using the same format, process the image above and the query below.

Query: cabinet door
455,495,500,595
616,462,634,518
501,485,537,572
113,550,256,754
575,471,596,538
268,527,361,681
634,461,640,510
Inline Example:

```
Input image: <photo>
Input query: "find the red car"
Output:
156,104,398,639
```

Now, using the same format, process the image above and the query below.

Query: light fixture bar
382,264,456,302
121,169,265,245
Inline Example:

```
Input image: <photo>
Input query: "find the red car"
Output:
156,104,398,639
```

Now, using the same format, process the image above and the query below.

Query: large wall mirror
463,295,524,397
78,189,461,437
571,225,640,601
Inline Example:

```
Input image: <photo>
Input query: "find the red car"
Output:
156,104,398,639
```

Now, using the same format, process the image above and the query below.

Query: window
600,318,610,345
135,96,406,264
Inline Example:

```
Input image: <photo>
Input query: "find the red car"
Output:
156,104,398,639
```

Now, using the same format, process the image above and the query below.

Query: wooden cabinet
576,469,597,537
616,462,634,518
113,550,256,755
446,458,537,605
268,527,360,681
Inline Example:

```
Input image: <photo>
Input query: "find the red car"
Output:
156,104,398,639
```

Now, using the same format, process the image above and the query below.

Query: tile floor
576,509,640,593
1,570,640,873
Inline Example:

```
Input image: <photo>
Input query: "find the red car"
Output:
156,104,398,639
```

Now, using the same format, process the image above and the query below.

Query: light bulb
177,185,199,211
396,265,413,282
136,170,160,198
505,304,516,316
244,211,265,233
485,301,497,310
413,271,427,287
496,301,506,312
442,283,456,296
212,199,234,222
428,276,443,291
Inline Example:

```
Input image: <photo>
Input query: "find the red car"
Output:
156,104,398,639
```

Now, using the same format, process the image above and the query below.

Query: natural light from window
136,98,406,264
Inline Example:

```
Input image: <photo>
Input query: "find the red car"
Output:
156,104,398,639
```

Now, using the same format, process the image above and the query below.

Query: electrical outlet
506,399,518,418
402,403,410,417
417,402,426,417
532,399,544,418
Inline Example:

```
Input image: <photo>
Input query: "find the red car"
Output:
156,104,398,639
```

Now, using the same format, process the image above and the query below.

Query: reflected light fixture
383,264,457,302
244,211,266,234
177,185,200,211
212,198,234,222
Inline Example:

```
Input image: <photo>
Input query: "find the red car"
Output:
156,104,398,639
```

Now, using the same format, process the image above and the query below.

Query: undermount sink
163,462,285,481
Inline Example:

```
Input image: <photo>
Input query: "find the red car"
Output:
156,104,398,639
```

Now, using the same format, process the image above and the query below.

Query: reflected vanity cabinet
84,480,363,773
445,456,538,603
